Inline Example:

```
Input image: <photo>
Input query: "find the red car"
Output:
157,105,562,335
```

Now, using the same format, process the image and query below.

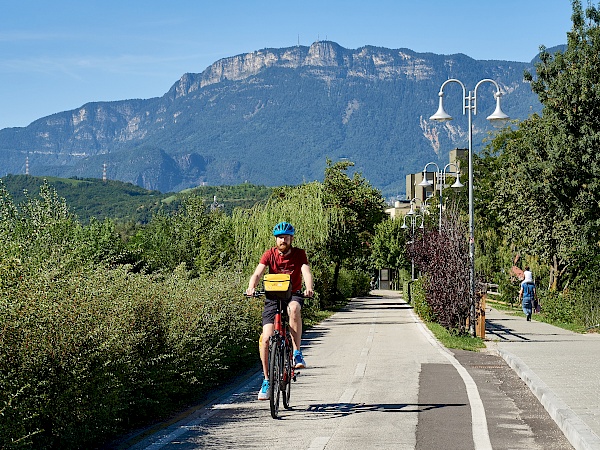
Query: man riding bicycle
246,221,314,401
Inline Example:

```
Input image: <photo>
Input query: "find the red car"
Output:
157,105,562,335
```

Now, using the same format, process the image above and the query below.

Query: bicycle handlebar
244,290,313,299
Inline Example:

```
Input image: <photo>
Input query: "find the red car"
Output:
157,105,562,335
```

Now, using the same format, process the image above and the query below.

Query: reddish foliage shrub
408,207,479,333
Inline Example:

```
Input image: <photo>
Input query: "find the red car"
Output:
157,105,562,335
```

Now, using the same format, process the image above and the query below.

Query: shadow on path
304,402,465,418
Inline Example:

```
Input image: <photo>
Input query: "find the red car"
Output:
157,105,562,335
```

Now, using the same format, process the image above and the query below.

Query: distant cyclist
246,221,314,401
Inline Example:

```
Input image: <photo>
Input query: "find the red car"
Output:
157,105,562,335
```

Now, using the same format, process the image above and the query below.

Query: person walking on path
246,221,314,400
519,266,538,321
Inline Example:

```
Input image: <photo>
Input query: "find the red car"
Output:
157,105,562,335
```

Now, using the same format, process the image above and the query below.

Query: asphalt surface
485,305,600,450
121,290,582,449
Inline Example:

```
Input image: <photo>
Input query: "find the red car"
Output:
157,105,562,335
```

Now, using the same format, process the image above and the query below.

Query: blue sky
0,0,574,130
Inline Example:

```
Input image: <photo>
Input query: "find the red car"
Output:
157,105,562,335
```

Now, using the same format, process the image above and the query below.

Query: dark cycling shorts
262,294,304,326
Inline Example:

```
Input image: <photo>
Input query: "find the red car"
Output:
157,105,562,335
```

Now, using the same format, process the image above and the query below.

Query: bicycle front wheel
268,336,282,419
282,338,292,410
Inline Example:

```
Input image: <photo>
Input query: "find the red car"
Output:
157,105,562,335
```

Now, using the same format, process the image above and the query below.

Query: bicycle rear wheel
282,338,292,410
268,336,282,418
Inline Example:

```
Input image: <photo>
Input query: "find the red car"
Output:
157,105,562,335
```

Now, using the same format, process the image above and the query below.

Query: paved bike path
485,306,600,450
131,291,477,449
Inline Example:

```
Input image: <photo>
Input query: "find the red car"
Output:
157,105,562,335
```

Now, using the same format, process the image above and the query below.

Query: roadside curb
488,344,600,450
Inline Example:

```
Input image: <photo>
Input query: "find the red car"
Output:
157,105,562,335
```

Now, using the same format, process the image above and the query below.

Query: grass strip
425,322,486,351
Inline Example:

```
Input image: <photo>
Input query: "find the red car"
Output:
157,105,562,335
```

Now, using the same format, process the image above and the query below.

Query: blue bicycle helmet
273,221,295,236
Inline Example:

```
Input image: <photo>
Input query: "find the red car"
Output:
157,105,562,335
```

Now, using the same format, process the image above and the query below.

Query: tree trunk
333,260,341,297
549,254,558,291
548,254,569,291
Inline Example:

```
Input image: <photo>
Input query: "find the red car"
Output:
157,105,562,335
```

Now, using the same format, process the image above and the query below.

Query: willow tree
232,181,332,272
480,0,600,290
232,164,385,305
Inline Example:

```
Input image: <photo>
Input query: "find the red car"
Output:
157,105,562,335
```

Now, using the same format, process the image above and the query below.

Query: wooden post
476,294,486,338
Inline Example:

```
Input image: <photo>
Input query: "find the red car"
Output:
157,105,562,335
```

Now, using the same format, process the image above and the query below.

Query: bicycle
250,274,309,419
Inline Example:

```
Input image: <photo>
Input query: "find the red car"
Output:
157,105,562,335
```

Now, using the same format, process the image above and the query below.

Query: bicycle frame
268,295,296,418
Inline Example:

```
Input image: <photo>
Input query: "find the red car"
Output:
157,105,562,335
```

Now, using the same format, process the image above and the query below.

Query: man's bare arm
247,263,267,295
301,264,314,297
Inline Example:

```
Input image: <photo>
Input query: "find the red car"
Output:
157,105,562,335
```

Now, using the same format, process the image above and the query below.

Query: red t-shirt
260,247,309,292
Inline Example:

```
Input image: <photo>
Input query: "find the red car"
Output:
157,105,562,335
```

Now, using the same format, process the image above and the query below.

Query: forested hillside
1,175,273,223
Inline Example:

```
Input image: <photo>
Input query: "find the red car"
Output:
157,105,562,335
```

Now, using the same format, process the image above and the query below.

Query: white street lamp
401,207,424,281
421,196,434,214
430,78,509,336
418,162,463,231
405,197,426,215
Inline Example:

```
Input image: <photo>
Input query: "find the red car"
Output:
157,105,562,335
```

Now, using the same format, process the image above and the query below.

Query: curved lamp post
406,197,426,214
418,162,463,231
430,78,509,336
421,196,434,214
401,208,424,281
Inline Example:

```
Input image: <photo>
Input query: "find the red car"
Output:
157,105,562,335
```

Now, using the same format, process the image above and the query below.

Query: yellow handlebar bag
264,273,292,300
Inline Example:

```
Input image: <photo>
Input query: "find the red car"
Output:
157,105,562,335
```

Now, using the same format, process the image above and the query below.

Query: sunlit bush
410,277,434,322
0,265,261,448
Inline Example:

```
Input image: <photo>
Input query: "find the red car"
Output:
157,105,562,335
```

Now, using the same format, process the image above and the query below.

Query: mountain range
0,41,545,196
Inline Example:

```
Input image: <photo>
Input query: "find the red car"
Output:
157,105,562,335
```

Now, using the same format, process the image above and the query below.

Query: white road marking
354,362,367,377
412,310,493,450
339,387,357,403
308,436,331,449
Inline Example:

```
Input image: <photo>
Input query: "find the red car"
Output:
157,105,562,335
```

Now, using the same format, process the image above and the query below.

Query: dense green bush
539,290,576,324
542,277,600,328
403,281,411,303
0,265,261,448
497,277,520,306
0,182,265,448
394,269,410,292
572,287,600,329
410,277,434,322
337,268,371,298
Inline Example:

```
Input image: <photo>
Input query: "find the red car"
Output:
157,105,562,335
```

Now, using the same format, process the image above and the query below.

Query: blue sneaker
294,350,306,369
258,379,270,401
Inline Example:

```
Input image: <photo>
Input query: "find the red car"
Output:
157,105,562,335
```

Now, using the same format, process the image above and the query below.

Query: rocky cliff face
0,41,539,194
172,41,438,99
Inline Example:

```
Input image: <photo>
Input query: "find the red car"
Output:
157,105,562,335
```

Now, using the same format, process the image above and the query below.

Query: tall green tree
370,216,410,272
0,180,125,276
480,0,600,289
322,159,386,295
127,195,230,275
